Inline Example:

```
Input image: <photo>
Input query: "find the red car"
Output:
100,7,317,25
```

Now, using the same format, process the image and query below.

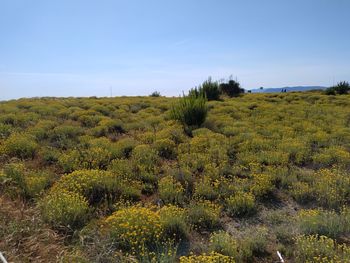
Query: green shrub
51,170,121,204
113,137,138,158
193,176,219,201
312,146,350,167
39,146,60,165
94,119,125,136
225,192,256,217
290,168,350,209
294,235,350,263
160,205,188,241
58,147,112,172
159,176,185,204
0,123,13,139
180,252,235,263
220,79,244,97
40,190,89,230
290,181,315,204
209,231,239,258
325,81,350,95
150,91,161,97
190,77,221,101
154,139,177,159
170,94,208,129
187,200,221,230
1,133,38,159
249,173,275,199
298,208,350,239
2,163,51,198
132,144,159,172
103,206,162,253
238,226,269,261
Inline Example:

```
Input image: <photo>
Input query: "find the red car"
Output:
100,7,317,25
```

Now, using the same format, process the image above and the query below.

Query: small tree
220,79,244,97
150,91,161,97
334,81,350,94
325,81,350,95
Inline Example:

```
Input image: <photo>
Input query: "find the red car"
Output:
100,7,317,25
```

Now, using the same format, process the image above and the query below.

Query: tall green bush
170,94,208,130
190,77,221,101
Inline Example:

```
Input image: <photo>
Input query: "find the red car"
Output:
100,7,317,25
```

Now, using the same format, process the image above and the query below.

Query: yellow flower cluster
103,206,163,253
179,252,235,263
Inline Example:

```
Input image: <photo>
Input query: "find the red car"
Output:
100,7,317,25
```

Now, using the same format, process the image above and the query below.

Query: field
1,92,350,262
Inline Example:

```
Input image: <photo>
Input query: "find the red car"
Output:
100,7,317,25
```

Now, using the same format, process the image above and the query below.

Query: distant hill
249,86,327,93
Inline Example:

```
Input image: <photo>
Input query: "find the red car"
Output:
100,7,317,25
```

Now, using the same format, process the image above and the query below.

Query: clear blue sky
1,0,349,99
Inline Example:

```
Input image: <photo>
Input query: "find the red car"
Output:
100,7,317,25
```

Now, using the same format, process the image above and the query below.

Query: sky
0,0,350,100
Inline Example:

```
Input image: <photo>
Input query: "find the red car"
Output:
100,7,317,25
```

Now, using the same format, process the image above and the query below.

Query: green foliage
209,231,239,258
2,163,51,198
1,133,38,159
131,144,159,172
325,81,350,95
40,190,89,230
294,235,350,263
225,192,256,217
150,91,161,97
50,170,122,204
170,94,208,129
160,205,189,241
154,138,177,159
159,176,185,204
103,206,163,253
190,77,221,101
187,200,221,230
290,168,350,209
298,208,350,239
113,137,139,158
220,79,244,97
58,147,112,172
238,227,269,261
3,93,350,262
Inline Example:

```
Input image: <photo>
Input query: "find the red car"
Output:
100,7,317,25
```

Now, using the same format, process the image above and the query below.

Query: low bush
40,190,89,230
238,226,269,261
209,231,239,258
113,137,138,159
187,200,221,230
2,163,52,198
179,252,235,263
154,139,177,159
249,173,275,199
58,147,112,172
131,144,159,172
193,177,219,201
160,205,189,241
159,176,185,204
103,206,162,253
298,208,350,239
51,170,121,204
225,192,256,217
294,235,350,263
1,133,38,159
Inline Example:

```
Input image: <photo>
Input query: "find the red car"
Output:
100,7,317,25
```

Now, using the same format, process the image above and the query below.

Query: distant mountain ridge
249,86,327,93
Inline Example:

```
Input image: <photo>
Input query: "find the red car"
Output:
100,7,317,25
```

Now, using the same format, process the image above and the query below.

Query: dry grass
0,196,66,263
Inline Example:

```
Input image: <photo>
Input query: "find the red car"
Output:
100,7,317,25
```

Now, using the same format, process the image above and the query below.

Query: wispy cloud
168,38,191,48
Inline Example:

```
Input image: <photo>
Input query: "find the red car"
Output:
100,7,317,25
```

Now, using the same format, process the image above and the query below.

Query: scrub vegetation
1,87,350,262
